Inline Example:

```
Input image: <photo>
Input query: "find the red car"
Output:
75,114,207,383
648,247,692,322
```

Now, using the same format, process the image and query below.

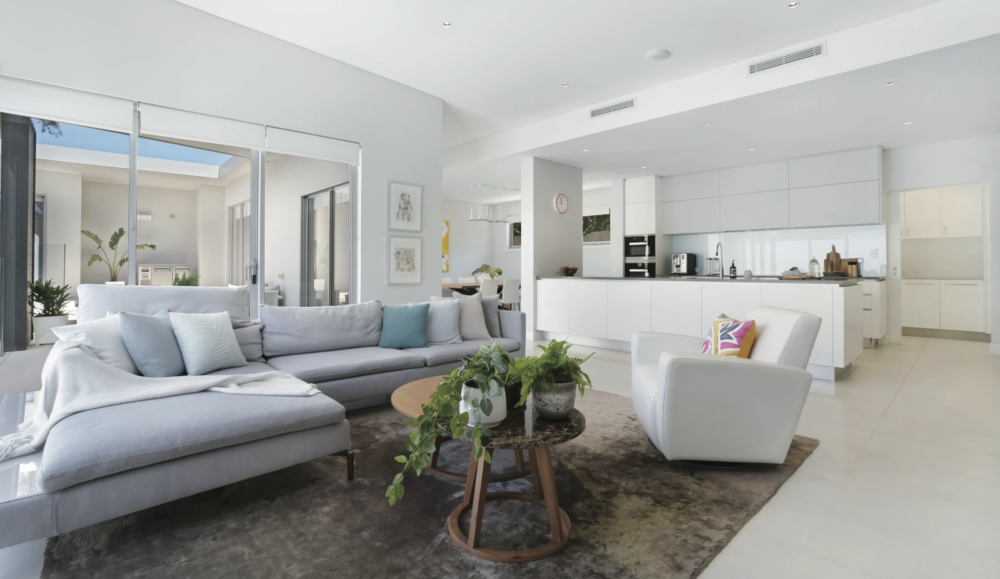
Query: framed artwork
441,220,450,273
389,182,421,232
388,236,421,284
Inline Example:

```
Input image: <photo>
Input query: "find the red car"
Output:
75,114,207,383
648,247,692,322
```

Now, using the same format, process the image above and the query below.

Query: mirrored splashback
670,224,886,277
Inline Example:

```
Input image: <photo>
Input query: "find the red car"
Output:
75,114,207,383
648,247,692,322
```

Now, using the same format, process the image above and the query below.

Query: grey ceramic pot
532,381,577,420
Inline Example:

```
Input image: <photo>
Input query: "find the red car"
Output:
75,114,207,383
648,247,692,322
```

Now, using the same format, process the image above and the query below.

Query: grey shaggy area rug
42,390,817,579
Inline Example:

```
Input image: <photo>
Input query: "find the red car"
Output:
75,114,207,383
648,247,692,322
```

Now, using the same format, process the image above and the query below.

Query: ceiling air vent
590,96,636,119
748,42,826,75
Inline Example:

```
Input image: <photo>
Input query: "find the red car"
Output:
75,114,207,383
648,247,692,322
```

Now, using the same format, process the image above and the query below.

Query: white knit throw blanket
0,341,319,462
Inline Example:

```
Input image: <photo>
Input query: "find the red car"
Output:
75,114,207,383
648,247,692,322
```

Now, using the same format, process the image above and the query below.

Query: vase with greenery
27,279,72,345
471,264,503,282
508,339,593,419
82,228,156,282
386,343,513,506
173,272,200,286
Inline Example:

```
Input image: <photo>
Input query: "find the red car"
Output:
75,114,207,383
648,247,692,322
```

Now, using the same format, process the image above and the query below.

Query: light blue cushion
119,309,185,377
379,304,430,349
169,312,248,375
411,299,461,345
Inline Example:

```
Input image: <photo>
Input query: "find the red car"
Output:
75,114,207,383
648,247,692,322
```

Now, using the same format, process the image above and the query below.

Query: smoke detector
645,48,671,61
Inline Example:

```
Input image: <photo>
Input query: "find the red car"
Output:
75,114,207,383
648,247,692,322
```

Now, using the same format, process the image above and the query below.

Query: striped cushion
701,314,756,358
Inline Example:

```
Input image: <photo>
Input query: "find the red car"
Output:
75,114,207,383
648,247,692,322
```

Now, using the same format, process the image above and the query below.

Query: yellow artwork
441,220,450,273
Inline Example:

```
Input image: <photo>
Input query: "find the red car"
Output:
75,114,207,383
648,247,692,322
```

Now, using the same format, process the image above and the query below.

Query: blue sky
33,119,233,166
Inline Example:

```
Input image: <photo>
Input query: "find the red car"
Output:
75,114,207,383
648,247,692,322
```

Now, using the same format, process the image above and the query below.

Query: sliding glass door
301,183,349,306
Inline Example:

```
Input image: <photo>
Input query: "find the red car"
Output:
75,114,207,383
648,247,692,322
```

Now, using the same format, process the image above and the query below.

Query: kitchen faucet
715,241,724,280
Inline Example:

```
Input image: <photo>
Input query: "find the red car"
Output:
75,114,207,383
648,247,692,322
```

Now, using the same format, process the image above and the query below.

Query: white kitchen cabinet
788,148,880,189
720,161,788,196
789,180,881,228
902,188,942,239
607,281,651,341
663,198,720,234
701,283,762,332
942,185,983,238
569,280,608,338
940,280,985,332
625,175,657,204
861,280,888,341
720,190,789,232
901,279,940,329
625,201,656,235
762,284,834,367
651,282,702,337
662,171,720,202
536,279,570,333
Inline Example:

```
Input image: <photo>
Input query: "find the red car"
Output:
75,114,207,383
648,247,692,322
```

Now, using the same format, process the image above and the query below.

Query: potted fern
508,339,593,420
27,280,72,345
82,228,156,283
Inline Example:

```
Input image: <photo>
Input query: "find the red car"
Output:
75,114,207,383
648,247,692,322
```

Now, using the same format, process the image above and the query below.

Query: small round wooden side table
390,376,529,483
448,406,586,563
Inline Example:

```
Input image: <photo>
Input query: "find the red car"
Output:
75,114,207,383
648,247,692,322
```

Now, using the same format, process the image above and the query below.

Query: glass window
509,221,521,248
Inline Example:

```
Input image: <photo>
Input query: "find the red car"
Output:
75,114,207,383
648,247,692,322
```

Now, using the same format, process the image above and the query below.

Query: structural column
0,114,36,352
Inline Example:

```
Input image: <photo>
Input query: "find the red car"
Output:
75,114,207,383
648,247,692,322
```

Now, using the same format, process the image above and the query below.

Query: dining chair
499,279,520,310
442,277,453,284
458,277,476,283
479,279,499,296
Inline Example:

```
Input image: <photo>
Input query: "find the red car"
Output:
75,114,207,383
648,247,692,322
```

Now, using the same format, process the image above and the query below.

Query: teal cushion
379,303,430,349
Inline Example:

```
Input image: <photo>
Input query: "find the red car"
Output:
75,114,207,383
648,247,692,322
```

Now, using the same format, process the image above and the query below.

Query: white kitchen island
536,276,865,380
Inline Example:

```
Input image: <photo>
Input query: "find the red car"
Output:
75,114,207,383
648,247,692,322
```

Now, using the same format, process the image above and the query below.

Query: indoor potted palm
386,343,513,506
508,339,593,420
27,279,72,345
82,228,156,283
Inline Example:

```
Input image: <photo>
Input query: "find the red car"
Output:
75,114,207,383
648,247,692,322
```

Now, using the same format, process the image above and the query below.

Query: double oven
624,235,655,278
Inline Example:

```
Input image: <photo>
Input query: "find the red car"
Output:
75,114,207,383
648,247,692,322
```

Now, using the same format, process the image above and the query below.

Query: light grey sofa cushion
433,294,490,341
77,284,251,327
411,299,461,345
52,315,138,374
169,312,248,375
451,291,501,337
39,391,346,492
204,361,275,375
405,337,520,366
259,301,383,357
266,347,425,383
118,309,186,377
234,325,265,362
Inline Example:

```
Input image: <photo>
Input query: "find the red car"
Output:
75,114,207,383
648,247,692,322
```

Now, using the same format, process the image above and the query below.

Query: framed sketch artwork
388,236,421,284
388,182,422,232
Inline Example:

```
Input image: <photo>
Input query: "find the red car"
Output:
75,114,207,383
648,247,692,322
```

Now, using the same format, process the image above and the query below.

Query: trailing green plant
386,343,513,506
82,228,156,282
471,264,503,279
27,280,72,317
173,272,200,286
509,339,594,407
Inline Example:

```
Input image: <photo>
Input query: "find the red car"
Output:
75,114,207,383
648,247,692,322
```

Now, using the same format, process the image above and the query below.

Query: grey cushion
169,312,248,375
314,363,465,409
259,301,382,357
234,325,265,362
452,291,501,337
434,294,490,341
405,337,521,366
266,347,425,383
118,309,185,377
412,299,461,345
39,391,346,492
78,284,251,327
204,361,275,376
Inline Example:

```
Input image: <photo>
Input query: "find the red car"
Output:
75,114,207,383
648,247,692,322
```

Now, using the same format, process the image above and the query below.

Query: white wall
195,184,226,287
521,158,583,335
35,170,82,294
883,134,1000,351
2,0,442,306
442,199,494,281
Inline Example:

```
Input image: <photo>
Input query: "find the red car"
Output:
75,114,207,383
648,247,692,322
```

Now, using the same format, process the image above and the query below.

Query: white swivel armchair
631,306,821,464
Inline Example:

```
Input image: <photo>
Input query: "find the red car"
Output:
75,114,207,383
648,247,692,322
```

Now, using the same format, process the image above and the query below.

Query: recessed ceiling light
904,121,913,125
641,166,646,169
788,2,799,7
702,123,710,126
583,149,589,152
886,81,896,86
645,48,671,61
561,83,569,88
442,22,451,27
749,148,755,151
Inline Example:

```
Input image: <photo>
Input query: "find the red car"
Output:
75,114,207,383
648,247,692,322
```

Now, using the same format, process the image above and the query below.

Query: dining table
442,281,505,296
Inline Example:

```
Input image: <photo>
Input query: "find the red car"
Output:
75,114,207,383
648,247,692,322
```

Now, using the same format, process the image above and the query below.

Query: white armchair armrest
631,331,704,371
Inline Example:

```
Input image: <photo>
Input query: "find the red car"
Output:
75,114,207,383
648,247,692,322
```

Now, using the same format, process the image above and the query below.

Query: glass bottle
729,260,737,278
809,257,820,277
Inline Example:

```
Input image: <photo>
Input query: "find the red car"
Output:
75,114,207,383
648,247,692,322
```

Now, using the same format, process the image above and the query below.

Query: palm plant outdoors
82,228,156,282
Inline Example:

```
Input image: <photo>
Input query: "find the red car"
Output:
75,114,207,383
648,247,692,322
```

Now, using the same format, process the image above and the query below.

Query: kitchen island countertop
535,275,880,287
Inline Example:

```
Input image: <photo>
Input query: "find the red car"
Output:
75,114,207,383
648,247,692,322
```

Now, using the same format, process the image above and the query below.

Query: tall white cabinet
902,185,984,239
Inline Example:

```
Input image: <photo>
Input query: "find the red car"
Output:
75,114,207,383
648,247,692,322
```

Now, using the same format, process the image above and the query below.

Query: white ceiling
176,0,939,149
442,34,1000,199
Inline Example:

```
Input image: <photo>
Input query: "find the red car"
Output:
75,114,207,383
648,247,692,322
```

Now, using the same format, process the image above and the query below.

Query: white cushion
432,294,490,341
169,312,248,375
411,299,462,345
52,315,138,374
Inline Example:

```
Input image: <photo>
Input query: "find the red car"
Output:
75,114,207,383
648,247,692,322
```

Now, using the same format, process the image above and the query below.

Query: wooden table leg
514,448,525,474
528,448,544,501
430,437,444,470
461,448,478,506
467,454,492,548
534,446,562,543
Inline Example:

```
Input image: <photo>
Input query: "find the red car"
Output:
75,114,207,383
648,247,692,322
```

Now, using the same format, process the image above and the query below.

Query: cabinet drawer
789,148,880,188
720,190,789,231
901,280,940,329
625,201,656,235
662,171,719,202
625,176,657,204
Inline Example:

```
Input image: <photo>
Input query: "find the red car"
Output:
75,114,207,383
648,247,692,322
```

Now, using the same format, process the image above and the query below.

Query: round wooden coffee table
449,405,586,563
390,376,529,483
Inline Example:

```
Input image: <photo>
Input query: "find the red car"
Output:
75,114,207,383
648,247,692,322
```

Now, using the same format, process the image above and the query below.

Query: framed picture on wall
388,236,421,284
388,182,422,232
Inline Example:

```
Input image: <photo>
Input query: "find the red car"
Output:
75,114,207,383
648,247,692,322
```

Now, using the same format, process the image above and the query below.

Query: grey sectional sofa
0,285,526,549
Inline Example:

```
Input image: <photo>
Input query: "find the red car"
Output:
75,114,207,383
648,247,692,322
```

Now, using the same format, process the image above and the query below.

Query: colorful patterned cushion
701,313,756,358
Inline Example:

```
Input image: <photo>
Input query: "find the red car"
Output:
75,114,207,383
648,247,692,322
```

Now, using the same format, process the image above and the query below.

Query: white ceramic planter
459,381,507,428
33,315,69,345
